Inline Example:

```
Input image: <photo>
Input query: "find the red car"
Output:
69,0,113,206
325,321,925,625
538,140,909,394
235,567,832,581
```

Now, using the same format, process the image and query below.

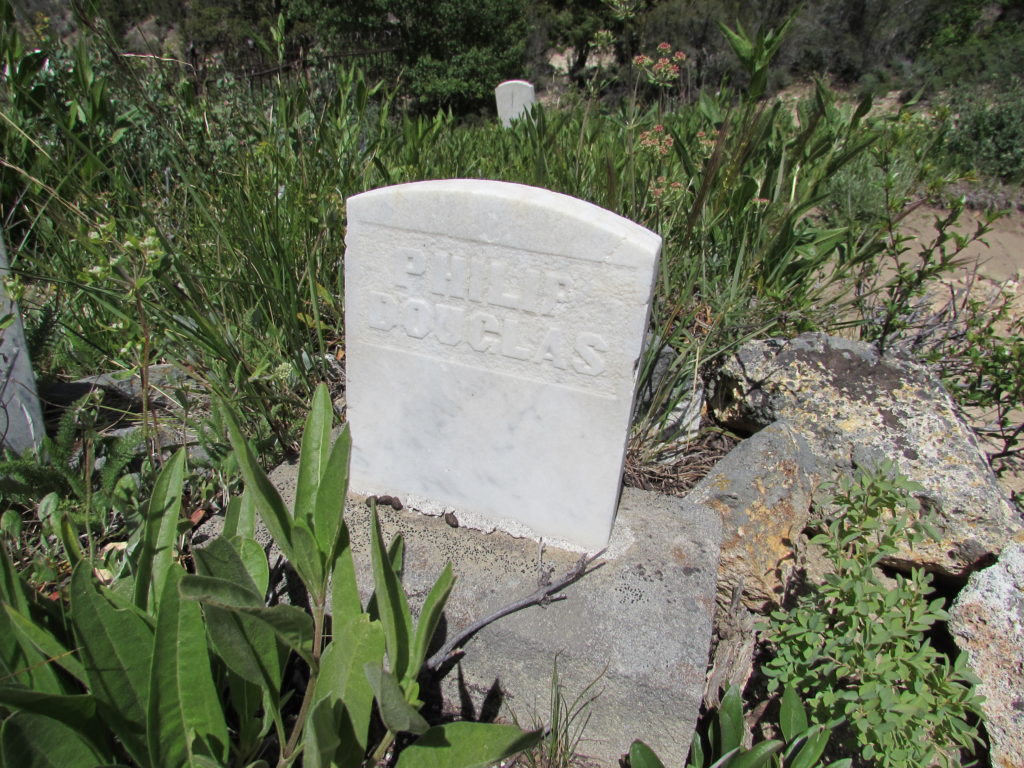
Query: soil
901,204,1024,286
902,204,1023,505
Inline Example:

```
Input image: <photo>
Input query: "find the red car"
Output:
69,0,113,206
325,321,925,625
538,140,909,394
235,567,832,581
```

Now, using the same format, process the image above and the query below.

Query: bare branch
425,548,607,673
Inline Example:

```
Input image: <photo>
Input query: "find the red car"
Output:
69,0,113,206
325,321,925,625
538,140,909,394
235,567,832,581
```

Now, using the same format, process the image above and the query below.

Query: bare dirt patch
901,205,1023,505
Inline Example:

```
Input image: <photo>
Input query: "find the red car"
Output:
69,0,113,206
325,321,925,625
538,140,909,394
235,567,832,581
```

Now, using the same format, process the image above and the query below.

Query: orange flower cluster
634,42,688,87
649,175,684,199
639,124,674,156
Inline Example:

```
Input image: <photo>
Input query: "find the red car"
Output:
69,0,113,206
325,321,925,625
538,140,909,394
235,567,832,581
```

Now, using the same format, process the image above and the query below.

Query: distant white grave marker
344,180,660,550
1,232,44,456
494,80,536,127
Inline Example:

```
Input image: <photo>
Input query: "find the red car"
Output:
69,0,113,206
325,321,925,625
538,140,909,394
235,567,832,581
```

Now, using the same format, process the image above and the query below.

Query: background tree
389,0,528,113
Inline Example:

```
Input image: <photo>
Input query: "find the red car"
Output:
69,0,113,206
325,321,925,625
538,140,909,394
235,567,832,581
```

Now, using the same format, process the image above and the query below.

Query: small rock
686,420,819,612
949,538,1024,768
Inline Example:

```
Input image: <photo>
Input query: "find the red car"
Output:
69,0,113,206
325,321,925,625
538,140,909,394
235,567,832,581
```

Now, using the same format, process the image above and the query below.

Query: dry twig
425,549,607,673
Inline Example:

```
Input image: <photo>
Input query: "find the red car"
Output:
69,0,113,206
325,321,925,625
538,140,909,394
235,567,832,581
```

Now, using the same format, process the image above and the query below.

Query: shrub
946,78,1024,183
760,462,984,768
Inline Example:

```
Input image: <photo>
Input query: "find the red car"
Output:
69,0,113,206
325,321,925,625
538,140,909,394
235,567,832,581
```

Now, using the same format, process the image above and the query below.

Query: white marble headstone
494,80,536,127
1,232,44,456
344,180,660,550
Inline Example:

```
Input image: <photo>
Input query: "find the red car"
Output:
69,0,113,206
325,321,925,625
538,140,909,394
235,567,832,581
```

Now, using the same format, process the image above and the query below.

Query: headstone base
263,458,720,766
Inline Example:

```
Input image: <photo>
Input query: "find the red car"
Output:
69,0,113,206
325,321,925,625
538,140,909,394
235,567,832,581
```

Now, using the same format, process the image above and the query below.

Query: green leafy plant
0,383,541,767
627,685,849,768
938,289,1024,475
0,391,146,583
760,462,984,768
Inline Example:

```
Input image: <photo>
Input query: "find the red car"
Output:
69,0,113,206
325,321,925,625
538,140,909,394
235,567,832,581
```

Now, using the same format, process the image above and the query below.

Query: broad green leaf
225,670,274,756
628,740,667,768
0,537,31,611
223,490,257,541
364,664,429,735
717,685,744,755
294,383,333,530
3,605,86,685
728,741,783,768
0,687,96,737
291,521,325,601
303,697,362,768
409,563,454,679
0,602,62,694
236,537,271,596
180,575,315,667
190,545,284,721
779,686,808,743
331,541,362,628
0,711,108,768
192,537,278,682
180,574,263,609
221,401,294,561
717,23,754,70
57,513,83,568
395,722,543,768
71,562,153,765
366,531,406,621
316,615,385,750
687,731,706,768
192,537,263,598
0,548,61,696
369,507,412,682
315,424,352,564
787,726,831,768
134,448,186,612
303,697,342,768
147,567,228,768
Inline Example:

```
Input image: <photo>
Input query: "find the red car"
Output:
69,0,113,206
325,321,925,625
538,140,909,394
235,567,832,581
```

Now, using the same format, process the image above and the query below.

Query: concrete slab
260,458,720,766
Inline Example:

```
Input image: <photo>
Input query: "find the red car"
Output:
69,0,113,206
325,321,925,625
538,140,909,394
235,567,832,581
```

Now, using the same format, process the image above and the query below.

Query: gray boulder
949,540,1024,768
686,420,820,612
707,332,1021,577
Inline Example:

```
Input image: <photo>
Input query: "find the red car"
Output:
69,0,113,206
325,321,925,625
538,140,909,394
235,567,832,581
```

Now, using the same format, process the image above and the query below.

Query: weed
760,462,985,768
516,659,603,768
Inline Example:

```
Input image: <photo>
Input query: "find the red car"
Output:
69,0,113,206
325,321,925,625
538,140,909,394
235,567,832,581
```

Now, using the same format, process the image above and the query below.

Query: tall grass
1,4,963,463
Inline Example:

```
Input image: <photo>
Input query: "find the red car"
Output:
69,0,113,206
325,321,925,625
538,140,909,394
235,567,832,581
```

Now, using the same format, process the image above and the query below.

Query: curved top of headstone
495,79,534,90
347,179,659,270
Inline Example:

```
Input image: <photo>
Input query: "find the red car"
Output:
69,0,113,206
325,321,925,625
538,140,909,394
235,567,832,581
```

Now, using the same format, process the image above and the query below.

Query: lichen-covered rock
687,420,820,611
949,538,1024,768
707,332,1021,577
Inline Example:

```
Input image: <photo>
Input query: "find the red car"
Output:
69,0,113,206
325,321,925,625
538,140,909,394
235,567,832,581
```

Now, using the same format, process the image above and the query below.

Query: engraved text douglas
365,247,610,377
